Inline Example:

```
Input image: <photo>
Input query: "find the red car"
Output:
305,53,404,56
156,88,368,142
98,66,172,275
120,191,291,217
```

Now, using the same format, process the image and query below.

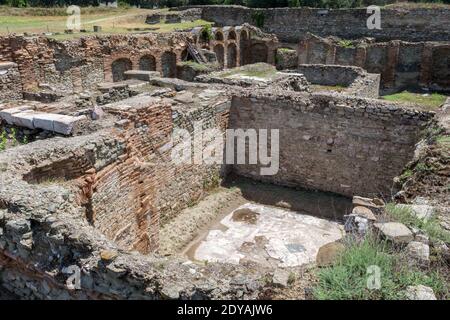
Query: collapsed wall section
0,33,191,98
0,62,22,101
297,35,450,93
0,98,265,299
229,91,434,198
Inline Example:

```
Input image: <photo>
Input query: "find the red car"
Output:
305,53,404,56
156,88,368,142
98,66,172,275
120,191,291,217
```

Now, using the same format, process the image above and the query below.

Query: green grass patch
0,7,208,37
386,203,450,244
313,235,448,300
218,63,277,80
338,39,355,48
382,91,447,110
278,47,296,53
179,61,212,72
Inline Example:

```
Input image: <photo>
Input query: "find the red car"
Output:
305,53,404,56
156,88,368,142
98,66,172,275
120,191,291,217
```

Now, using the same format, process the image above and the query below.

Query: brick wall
89,95,229,254
0,33,192,97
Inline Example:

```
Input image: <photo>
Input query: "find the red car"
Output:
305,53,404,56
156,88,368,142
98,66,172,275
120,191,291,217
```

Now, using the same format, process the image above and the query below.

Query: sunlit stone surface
193,203,345,268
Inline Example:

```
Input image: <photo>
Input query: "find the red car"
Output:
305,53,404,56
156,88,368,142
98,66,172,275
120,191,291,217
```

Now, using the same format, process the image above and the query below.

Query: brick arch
227,43,237,69
215,31,224,41
228,30,237,41
111,57,132,82
240,30,250,66
240,29,249,41
214,44,225,67
161,51,177,78
139,54,156,71
250,43,269,64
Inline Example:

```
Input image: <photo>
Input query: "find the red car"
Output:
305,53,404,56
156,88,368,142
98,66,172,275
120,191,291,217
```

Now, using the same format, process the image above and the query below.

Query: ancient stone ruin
0,6,448,300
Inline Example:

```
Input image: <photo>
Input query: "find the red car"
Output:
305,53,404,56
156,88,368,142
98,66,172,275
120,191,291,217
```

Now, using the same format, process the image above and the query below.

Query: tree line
0,0,447,9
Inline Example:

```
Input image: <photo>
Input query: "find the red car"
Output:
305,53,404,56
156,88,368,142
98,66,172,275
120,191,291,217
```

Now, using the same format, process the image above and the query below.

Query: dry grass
0,6,209,38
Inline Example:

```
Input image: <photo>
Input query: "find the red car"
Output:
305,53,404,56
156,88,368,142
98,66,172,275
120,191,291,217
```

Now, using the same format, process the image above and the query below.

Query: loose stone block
33,114,86,135
374,222,413,244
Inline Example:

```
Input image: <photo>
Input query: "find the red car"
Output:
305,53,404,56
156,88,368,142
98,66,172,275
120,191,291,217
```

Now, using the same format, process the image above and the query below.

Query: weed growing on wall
251,11,265,28
200,24,213,42
338,39,355,48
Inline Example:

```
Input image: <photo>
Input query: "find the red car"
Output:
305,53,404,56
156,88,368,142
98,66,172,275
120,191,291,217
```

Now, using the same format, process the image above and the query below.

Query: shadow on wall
251,43,268,64
139,54,157,71
214,44,225,67
161,51,177,78
227,43,238,69
112,58,132,82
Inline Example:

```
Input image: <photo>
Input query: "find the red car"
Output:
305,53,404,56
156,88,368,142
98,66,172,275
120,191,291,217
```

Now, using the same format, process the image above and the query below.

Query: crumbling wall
181,5,450,43
229,90,434,198
0,133,264,299
191,25,276,69
290,64,380,98
297,35,450,93
0,62,22,101
0,33,192,97
146,9,202,24
84,92,230,254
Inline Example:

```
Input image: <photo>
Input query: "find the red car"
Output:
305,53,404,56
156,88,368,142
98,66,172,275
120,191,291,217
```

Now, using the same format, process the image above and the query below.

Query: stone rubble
373,222,414,244
405,241,430,268
405,285,437,300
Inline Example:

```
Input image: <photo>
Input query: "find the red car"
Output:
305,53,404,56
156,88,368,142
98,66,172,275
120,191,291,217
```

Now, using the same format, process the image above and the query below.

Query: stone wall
0,133,264,299
146,9,202,25
229,90,434,198
179,5,450,43
297,35,450,93
289,64,380,98
0,62,22,101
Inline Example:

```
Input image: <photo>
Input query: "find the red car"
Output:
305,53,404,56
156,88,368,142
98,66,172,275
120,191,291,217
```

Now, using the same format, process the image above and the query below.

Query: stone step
0,107,86,135
0,105,34,124
124,70,160,82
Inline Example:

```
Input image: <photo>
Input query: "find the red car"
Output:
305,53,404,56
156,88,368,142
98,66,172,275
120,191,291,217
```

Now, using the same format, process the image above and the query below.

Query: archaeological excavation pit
0,9,447,300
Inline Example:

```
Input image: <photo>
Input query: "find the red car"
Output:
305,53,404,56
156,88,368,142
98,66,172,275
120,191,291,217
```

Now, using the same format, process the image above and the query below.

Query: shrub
200,24,213,42
251,11,265,28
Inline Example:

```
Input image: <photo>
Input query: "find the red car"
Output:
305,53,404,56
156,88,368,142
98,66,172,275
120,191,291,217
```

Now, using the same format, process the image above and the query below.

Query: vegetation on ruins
251,10,265,28
200,23,213,41
313,233,448,300
0,129,7,151
382,91,447,110
386,204,450,243
338,39,355,48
